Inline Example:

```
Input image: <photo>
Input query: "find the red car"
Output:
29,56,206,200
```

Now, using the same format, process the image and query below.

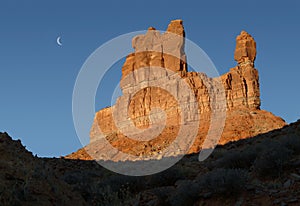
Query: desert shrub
168,180,201,206
252,141,291,179
215,149,257,169
197,168,248,197
147,167,185,187
138,186,175,206
63,170,87,185
172,164,200,179
72,175,143,204
252,139,272,153
95,185,135,206
210,148,228,160
98,175,145,194
0,181,24,205
279,134,300,155
84,175,142,205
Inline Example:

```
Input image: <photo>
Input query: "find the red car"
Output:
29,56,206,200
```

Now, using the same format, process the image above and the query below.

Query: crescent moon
57,36,62,46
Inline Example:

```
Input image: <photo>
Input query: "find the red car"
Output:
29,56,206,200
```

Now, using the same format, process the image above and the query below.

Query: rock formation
69,20,286,161
122,19,187,79
234,30,256,66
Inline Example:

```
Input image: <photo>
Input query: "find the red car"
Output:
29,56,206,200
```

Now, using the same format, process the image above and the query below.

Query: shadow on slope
1,119,300,205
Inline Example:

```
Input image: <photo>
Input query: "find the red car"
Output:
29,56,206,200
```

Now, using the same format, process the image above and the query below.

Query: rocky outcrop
82,20,286,160
0,132,87,205
234,30,256,66
122,19,187,80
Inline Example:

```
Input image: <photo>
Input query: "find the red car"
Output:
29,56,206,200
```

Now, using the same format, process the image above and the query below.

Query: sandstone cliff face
122,19,187,81
85,20,286,160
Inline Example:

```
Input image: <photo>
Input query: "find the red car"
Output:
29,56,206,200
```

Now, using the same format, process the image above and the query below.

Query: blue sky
0,0,299,157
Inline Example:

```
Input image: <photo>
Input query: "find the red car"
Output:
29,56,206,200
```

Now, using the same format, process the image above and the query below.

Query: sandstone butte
66,20,286,161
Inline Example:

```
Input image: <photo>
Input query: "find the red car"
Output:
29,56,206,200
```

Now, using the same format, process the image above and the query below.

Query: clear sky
0,0,299,157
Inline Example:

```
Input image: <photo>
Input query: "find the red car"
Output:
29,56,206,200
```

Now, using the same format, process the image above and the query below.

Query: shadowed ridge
1,120,300,205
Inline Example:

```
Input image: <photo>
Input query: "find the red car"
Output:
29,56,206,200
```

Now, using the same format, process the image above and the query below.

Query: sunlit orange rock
67,20,286,161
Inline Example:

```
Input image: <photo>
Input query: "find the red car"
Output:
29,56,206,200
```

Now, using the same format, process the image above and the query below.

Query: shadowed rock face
70,20,286,161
